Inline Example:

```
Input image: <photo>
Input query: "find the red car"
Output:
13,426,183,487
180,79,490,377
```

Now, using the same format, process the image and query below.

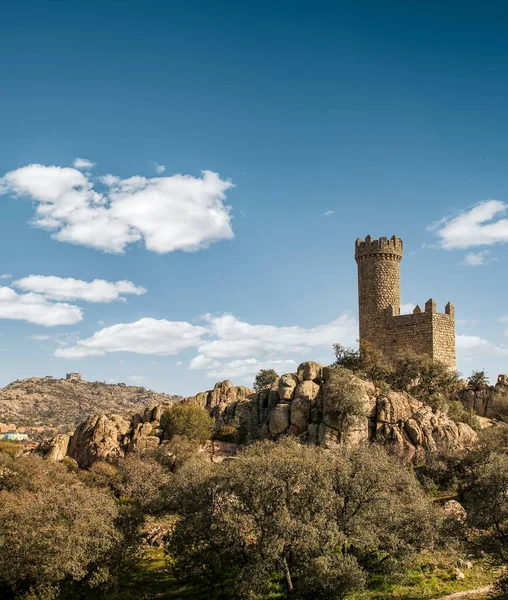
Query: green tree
160,402,214,444
323,367,368,437
467,452,508,594
0,455,127,600
467,369,490,415
166,438,438,599
253,368,278,392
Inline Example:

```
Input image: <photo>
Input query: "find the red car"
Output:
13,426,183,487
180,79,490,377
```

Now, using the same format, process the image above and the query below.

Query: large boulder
269,403,290,435
45,433,70,462
68,414,126,468
278,374,299,401
290,397,310,434
297,361,323,382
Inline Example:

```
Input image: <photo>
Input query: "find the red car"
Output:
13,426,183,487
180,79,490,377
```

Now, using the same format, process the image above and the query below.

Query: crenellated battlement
355,235,403,261
355,235,455,368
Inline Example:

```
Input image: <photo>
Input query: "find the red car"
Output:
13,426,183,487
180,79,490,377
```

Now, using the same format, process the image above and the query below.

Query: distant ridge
0,376,181,427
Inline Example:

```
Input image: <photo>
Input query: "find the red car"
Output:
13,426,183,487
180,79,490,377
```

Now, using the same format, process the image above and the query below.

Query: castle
355,235,456,368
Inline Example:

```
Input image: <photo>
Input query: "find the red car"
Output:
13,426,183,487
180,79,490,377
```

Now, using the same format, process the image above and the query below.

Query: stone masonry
355,235,455,368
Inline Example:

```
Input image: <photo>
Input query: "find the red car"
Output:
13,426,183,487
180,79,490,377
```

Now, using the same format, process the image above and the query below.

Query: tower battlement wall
355,235,403,260
355,235,456,368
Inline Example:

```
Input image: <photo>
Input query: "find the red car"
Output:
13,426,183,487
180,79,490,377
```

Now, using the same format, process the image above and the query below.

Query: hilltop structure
355,235,456,368
66,372,82,382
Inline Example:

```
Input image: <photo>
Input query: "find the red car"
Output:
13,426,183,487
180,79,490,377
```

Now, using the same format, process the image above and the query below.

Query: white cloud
54,311,357,383
73,158,96,170
0,163,234,254
0,274,12,280
0,287,82,326
323,210,334,217
153,162,166,174
400,303,415,315
54,317,208,359
190,312,357,380
431,200,508,249
456,334,508,360
497,316,508,323
30,334,50,340
129,375,145,384
174,361,183,367
13,275,146,303
197,313,357,360
459,250,491,266
202,358,297,381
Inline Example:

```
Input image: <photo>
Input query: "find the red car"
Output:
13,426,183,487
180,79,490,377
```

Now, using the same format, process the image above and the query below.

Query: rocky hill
44,361,478,467
0,377,181,427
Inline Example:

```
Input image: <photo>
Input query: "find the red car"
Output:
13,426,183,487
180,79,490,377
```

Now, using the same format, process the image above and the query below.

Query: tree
389,352,460,412
467,370,490,414
467,452,508,594
160,402,214,444
253,368,278,392
166,438,438,599
0,455,125,599
324,367,368,437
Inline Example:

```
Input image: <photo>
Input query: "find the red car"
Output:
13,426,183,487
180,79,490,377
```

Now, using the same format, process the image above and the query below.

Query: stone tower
355,235,456,368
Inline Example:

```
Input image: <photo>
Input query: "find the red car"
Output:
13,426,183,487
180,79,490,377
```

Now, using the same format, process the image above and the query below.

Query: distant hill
0,377,182,427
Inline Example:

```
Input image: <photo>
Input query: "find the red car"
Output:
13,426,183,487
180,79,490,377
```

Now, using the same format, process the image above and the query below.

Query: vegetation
253,368,278,392
0,376,180,427
160,403,214,444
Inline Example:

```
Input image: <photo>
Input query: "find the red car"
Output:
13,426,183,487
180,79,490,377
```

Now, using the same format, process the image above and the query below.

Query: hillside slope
0,377,181,426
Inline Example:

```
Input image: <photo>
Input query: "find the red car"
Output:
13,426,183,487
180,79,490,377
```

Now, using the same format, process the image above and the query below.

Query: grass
351,552,497,600
108,548,498,600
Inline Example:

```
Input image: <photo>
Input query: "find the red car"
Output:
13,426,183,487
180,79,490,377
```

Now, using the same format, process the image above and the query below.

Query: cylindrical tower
354,235,403,349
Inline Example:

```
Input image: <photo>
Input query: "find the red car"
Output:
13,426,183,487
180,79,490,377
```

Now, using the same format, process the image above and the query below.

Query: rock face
45,361,478,468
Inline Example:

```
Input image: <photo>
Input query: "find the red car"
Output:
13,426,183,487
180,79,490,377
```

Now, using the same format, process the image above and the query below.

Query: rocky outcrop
0,376,182,427
44,433,70,462
45,361,478,468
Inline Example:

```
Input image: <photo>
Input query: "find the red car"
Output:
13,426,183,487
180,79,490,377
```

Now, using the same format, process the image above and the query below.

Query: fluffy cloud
73,158,96,170
13,275,146,303
0,163,234,254
30,334,51,340
0,287,82,326
323,210,334,217
460,250,491,266
129,375,145,384
456,334,508,360
431,200,508,249
0,274,12,280
54,317,208,358
55,312,357,382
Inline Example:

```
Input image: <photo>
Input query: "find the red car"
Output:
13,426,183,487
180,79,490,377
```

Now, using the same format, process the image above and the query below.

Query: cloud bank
55,312,358,381
0,162,234,254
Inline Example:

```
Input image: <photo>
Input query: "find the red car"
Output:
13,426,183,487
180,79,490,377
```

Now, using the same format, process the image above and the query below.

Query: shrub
0,455,125,599
253,368,278,392
216,423,240,443
160,403,214,444
324,367,367,435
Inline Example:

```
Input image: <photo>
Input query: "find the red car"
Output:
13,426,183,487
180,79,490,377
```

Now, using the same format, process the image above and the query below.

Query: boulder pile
44,361,478,468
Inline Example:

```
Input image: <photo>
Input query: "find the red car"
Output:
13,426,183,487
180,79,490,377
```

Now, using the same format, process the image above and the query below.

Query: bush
166,438,438,599
215,423,240,443
160,403,214,444
324,367,367,435
253,368,278,392
0,455,127,599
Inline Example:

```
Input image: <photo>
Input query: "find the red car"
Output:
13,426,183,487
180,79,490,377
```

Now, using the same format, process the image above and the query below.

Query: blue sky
1,0,508,395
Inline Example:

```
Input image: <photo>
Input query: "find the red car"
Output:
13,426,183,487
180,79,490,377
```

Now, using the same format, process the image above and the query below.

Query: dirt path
437,585,494,599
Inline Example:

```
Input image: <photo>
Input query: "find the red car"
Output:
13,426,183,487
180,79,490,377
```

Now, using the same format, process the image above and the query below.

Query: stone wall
355,236,456,368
